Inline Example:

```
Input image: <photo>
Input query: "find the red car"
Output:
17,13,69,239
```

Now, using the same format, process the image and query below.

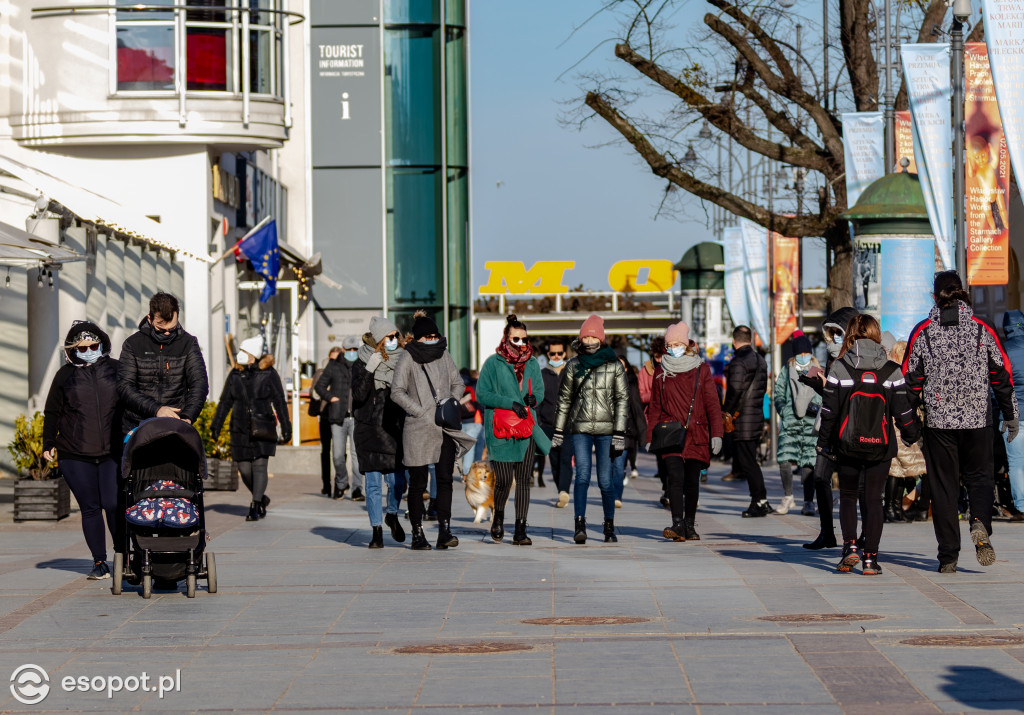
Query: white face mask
78,347,102,364
422,339,440,346
833,334,844,345
548,358,564,368
384,337,399,352
795,354,812,366
344,351,358,362
666,346,686,358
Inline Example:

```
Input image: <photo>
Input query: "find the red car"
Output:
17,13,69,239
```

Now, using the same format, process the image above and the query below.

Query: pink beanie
665,321,690,344
579,314,605,341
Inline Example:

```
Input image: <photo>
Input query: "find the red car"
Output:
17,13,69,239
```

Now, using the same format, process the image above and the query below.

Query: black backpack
836,361,901,461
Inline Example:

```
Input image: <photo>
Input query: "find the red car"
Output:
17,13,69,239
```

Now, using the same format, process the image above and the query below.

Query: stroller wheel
142,574,152,600
206,553,217,594
112,553,123,595
186,574,196,599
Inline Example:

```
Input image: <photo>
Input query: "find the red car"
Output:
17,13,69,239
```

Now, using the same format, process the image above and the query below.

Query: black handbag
421,365,462,430
245,376,280,442
650,368,702,454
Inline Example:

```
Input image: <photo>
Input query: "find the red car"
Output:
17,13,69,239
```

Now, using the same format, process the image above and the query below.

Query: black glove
523,394,537,407
281,432,292,444
611,432,626,453
551,431,564,449
511,402,529,419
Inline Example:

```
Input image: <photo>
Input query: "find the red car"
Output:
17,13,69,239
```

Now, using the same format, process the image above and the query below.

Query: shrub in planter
8,413,69,521
194,402,236,490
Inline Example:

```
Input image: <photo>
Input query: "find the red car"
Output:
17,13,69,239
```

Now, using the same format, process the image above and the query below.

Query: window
115,0,284,97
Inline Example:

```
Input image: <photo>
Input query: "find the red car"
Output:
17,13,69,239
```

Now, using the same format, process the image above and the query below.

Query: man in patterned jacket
903,271,1019,573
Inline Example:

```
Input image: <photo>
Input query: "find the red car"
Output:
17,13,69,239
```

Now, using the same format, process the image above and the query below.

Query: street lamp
682,143,698,169
951,0,970,281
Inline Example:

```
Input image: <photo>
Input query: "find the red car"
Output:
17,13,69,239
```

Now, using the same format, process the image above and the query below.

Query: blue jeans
330,417,360,491
365,471,408,527
1006,430,1024,511
572,433,615,520
460,422,485,476
611,449,627,502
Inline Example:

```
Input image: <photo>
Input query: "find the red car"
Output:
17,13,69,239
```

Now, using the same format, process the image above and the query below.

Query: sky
468,1,828,294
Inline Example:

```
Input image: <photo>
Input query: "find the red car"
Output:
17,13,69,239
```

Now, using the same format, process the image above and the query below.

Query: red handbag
492,378,535,440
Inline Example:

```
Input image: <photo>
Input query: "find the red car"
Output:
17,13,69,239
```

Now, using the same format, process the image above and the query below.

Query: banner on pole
771,233,799,344
895,110,917,174
880,236,938,341
842,112,885,207
902,43,954,270
965,42,1010,286
739,219,769,344
852,237,881,314
981,0,1024,212
723,226,750,329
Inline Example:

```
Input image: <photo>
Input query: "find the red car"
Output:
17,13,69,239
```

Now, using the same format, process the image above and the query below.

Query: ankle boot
603,518,617,543
490,509,505,542
803,531,838,550
663,520,686,542
410,524,432,550
861,551,882,575
683,518,700,541
368,526,384,549
436,520,459,549
258,495,270,518
385,512,406,543
512,519,532,545
574,516,587,544
883,476,897,522
246,501,260,521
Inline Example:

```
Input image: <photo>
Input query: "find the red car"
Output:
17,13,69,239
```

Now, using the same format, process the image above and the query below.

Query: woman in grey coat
390,311,475,551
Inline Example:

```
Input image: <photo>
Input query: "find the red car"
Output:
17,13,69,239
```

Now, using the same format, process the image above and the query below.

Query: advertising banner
841,112,885,207
723,226,750,329
771,233,799,344
895,110,917,173
902,43,954,270
965,42,1010,286
852,237,881,314
880,236,937,340
739,219,769,344
981,0,1024,200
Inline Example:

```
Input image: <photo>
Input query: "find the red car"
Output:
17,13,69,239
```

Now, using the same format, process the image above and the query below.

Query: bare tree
581,0,952,307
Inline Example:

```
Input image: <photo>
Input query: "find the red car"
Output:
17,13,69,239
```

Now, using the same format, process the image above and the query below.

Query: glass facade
383,0,470,365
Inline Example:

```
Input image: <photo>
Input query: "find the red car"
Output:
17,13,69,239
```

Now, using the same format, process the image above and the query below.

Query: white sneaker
622,476,630,487
630,469,639,478
556,491,570,508
776,495,796,514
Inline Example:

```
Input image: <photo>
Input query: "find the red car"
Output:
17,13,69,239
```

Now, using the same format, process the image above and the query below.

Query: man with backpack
722,326,771,517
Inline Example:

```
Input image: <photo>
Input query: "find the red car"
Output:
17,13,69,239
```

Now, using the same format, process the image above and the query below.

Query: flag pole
211,215,274,264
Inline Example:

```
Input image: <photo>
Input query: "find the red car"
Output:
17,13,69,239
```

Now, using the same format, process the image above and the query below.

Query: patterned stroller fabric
125,481,199,528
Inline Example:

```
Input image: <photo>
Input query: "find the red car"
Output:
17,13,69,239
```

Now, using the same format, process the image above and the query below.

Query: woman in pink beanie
645,321,723,541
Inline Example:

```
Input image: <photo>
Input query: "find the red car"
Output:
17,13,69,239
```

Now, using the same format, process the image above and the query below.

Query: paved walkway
2,454,1024,713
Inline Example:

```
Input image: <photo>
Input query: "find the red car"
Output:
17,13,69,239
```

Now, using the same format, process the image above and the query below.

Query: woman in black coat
211,339,292,521
43,321,121,580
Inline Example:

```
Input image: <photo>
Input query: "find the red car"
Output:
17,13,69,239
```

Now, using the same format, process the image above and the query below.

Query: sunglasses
76,344,99,354
385,332,399,340
345,348,358,352
509,337,528,346
548,350,565,357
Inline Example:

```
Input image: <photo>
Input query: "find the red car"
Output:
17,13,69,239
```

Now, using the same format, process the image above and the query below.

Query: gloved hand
711,436,722,455
511,402,528,419
551,431,564,449
281,432,292,444
1003,418,1020,443
523,394,537,407
365,351,383,373
611,433,625,452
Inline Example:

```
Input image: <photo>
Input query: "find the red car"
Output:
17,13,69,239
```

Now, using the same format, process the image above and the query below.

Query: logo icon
10,664,50,704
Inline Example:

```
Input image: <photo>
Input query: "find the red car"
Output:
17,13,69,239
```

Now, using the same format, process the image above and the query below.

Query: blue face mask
795,354,812,366
422,339,440,346
78,347,102,364
385,338,399,352
833,334,844,345
344,351,358,362
667,346,686,358
548,358,564,368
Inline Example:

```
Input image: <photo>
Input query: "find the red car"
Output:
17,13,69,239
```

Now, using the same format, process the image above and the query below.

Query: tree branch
839,0,879,111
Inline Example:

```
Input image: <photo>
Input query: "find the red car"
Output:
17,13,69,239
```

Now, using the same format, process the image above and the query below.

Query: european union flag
237,220,279,302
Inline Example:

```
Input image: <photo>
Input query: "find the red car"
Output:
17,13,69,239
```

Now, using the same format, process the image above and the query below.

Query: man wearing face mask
43,321,122,580
537,340,572,507
315,335,360,499
722,325,771,517
117,292,208,433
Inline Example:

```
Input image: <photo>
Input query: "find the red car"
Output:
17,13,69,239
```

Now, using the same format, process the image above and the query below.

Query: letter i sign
340,93,350,120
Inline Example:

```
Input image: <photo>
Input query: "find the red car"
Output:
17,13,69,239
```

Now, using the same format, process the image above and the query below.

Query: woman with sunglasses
351,317,409,548
476,315,550,545
43,322,122,580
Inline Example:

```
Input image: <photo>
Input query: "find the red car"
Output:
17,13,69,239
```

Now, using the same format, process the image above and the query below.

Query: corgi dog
464,461,497,523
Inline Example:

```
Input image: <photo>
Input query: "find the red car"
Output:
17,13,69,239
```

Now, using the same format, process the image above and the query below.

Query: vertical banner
771,233,799,344
981,0,1024,200
965,42,1010,286
723,226,750,329
902,43,954,270
739,219,769,344
895,110,917,173
880,236,938,340
841,112,885,207
852,237,881,314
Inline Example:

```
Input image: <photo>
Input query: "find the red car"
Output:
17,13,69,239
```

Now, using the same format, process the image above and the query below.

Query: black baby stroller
112,417,217,598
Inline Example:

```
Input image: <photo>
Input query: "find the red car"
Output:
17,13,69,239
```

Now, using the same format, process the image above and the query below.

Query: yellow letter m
478,261,574,294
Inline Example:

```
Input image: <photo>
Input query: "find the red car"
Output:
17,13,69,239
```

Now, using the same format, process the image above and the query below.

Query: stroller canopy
122,417,207,481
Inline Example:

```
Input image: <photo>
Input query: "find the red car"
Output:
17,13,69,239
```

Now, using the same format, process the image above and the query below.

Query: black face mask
149,320,179,344
579,342,600,354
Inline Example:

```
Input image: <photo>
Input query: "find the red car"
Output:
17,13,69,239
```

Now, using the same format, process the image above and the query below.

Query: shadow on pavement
940,665,1024,710
206,503,251,517
311,526,353,544
36,558,89,574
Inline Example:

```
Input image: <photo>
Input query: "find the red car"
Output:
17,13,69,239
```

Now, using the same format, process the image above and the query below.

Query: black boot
385,512,406,543
424,499,438,521
258,494,270,518
410,524,432,550
663,520,685,542
490,509,505,542
603,518,617,543
436,520,459,549
803,531,839,550
883,477,897,523
513,519,532,546
538,474,546,488
246,501,260,521
683,518,700,541
332,486,346,500
368,526,384,549
574,516,587,544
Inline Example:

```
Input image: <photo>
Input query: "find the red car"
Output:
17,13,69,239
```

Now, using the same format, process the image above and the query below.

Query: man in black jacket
117,292,209,433
723,325,771,517
315,342,354,500
536,340,572,506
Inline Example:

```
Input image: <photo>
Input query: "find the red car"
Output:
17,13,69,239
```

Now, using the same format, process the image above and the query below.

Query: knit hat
664,321,690,345
412,314,441,340
237,336,263,364
369,316,399,344
791,332,813,356
579,314,605,342
342,335,361,350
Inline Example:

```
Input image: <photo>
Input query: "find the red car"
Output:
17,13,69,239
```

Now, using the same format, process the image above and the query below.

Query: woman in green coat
773,333,821,516
476,314,551,545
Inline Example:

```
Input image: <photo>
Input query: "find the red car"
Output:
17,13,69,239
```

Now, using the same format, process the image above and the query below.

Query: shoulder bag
492,378,535,440
421,364,462,430
650,367,702,453
245,375,280,443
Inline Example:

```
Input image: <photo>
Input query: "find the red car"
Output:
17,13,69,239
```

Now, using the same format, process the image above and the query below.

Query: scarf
405,338,448,364
374,347,401,390
574,345,618,376
787,358,820,418
496,338,531,380
659,353,702,380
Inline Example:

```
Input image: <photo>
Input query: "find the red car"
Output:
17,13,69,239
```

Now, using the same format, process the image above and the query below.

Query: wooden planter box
14,478,70,521
206,459,239,491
